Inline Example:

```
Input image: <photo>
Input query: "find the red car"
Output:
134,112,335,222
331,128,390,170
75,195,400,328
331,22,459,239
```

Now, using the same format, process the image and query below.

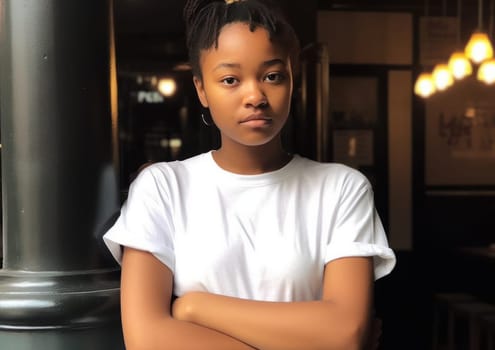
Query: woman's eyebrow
212,58,286,72
262,58,285,68
212,62,240,72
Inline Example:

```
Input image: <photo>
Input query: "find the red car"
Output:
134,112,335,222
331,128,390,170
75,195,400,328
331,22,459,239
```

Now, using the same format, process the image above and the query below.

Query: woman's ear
193,76,209,108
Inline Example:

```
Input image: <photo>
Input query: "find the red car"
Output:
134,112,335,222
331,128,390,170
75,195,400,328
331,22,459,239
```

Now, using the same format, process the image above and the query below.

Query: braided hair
183,0,300,79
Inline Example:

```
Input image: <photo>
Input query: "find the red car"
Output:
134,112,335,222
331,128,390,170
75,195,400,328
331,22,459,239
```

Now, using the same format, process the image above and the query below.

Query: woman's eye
264,73,285,83
221,77,238,85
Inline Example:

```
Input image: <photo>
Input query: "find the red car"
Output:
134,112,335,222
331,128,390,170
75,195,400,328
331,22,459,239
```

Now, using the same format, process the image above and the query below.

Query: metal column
0,0,123,348
298,43,330,162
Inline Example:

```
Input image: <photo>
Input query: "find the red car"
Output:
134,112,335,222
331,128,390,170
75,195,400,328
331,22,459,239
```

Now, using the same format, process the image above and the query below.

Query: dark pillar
0,1,123,348
294,43,330,161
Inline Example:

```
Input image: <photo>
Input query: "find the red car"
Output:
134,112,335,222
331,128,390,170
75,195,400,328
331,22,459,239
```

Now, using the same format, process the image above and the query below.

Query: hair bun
183,0,224,28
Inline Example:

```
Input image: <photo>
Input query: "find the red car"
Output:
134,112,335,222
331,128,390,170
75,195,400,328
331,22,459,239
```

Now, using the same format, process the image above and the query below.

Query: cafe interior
1,0,495,349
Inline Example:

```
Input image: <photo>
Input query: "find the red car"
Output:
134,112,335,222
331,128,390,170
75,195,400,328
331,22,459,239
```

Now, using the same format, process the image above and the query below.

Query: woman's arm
120,247,257,350
173,257,374,350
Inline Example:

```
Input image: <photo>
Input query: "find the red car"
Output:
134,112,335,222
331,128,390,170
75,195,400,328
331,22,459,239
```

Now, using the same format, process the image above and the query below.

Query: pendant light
448,0,473,79
478,0,495,83
415,0,436,98
477,58,495,83
465,32,493,63
448,52,473,78
432,63,454,90
432,0,453,90
465,0,494,63
414,72,437,97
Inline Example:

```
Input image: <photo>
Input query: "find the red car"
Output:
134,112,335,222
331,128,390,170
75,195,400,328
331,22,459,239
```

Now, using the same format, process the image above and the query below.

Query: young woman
103,0,396,349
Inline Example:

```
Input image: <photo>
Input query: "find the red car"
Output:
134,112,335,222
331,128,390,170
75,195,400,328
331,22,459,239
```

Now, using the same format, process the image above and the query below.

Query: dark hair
183,0,300,79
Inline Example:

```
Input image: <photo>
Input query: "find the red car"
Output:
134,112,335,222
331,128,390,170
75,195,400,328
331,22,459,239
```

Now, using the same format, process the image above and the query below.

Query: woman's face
193,22,293,148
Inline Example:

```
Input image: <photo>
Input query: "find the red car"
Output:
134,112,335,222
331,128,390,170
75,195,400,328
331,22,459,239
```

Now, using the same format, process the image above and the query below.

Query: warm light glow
414,73,436,98
464,32,494,64
465,107,476,118
477,59,495,84
169,138,182,149
157,78,177,97
447,51,473,79
432,64,454,91
173,63,192,71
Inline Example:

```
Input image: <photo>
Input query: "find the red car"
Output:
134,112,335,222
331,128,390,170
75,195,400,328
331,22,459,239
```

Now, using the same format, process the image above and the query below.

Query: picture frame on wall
329,75,378,169
425,77,495,188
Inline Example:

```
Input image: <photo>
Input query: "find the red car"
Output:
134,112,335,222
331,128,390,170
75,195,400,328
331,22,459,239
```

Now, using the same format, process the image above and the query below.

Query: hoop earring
201,113,212,126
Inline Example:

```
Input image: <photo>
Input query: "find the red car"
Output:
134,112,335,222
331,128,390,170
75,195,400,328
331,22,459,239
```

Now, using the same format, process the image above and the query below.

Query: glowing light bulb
448,51,473,80
157,78,177,97
477,59,495,84
432,64,454,91
465,32,494,64
414,73,436,98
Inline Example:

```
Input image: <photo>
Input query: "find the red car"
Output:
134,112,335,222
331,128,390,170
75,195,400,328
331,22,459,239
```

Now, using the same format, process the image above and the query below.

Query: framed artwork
329,76,378,168
425,77,495,187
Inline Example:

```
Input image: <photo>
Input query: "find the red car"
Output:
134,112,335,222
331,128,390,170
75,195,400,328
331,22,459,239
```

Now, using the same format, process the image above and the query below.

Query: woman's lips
239,114,273,127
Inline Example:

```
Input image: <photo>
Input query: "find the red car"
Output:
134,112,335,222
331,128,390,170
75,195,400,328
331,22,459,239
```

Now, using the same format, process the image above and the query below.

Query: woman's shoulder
131,152,212,191
294,156,369,184
143,152,210,175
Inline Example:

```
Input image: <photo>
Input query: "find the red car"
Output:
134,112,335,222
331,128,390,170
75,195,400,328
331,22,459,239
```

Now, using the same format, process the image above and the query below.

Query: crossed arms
120,247,374,350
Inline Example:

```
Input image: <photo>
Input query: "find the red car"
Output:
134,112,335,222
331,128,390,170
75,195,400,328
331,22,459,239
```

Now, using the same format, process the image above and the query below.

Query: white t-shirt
103,151,396,302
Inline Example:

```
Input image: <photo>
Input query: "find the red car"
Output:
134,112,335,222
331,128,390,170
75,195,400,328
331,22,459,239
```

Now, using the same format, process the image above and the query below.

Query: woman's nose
243,81,267,108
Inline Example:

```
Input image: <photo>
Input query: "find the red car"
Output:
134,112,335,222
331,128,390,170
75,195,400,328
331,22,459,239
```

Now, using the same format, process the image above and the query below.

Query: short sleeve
102,166,176,272
324,172,396,280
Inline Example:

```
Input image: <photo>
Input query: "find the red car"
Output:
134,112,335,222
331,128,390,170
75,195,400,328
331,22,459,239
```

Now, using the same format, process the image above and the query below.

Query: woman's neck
212,138,292,175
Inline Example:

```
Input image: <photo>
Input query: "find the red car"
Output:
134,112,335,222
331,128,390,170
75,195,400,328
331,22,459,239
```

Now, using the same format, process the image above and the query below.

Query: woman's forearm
173,292,368,350
119,248,257,350
173,258,374,350
124,315,257,350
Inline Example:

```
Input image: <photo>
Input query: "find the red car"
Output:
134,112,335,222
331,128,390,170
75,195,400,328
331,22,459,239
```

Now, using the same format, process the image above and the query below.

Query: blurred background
111,1,495,348
1,0,495,348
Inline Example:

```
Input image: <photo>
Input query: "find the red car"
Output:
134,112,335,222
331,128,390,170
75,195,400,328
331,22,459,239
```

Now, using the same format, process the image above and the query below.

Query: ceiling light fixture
448,0,473,79
477,0,495,83
465,0,494,63
432,63,454,90
414,72,437,97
